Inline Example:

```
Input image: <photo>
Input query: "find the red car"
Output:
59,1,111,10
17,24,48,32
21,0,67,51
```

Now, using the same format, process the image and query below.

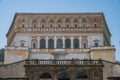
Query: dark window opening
42,24,44,28
57,39,63,49
34,24,36,28
74,39,79,48
76,73,88,78
22,24,25,28
21,43,24,47
75,23,77,28
82,23,86,28
40,39,46,49
83,43,87,49
95,42,98,47
66,24,69,28
50,24,52,28
32,43,36,49
58,23,61,28
40,73,52,78
94,23,97,28
48,39,54,49
58,72,70,80
65,39,71,48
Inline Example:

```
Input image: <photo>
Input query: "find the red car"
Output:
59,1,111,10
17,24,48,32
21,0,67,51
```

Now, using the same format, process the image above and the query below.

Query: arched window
42,23,44,28
33,24,36,28
22,19,25,28
82,23,86,28
57,39,63,49
58,72,70,80
94,23,97,28
66,23,69,28
76,72,88,79
94,40,99,47
29,17,32,27
74,23,77,28
50,23,53,28
40,39,46,49
82,19,86,28
58,23,61,28
32,43,36,49
74,39,79,48
65,39,71,48
83,43,87,49
40,73,52,78
33,19,36,28
31,39,37,49
48,39,54,49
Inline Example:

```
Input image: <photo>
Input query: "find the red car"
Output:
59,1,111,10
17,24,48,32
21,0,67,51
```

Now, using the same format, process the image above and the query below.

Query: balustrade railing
25,59,103,65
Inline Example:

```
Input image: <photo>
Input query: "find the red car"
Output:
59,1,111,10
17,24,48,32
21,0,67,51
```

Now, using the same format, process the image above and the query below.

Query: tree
0,48,4,62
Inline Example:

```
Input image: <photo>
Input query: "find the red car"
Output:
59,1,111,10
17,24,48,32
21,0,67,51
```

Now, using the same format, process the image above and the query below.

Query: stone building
0,13,118,80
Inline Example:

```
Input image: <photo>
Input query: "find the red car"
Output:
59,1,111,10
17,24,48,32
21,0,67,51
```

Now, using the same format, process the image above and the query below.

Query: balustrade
25,59,103,65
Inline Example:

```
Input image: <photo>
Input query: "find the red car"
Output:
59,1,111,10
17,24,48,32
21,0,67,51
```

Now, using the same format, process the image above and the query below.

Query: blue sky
0,0,120,61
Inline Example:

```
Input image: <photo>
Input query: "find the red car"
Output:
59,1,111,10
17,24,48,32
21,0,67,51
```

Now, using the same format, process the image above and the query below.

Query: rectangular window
94,23,97,28
95,42,98,47
21,43,24,47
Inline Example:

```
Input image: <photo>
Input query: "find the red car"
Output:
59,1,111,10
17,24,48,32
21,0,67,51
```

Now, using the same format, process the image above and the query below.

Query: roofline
101,13,111,36
15,12,104,15
6,13,17,37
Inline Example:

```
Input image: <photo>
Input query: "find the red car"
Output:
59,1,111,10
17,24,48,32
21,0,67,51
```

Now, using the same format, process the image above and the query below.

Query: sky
0,0,120,61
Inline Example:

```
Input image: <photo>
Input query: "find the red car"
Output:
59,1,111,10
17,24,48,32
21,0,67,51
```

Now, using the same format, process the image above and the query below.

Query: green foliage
0,48,4,62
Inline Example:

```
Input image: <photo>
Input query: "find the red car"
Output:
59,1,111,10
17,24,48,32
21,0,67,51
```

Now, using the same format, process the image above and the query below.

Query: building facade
5,13,115,64
0,13,117,80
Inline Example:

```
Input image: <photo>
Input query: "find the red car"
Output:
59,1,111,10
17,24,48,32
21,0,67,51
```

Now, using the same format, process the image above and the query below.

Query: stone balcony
25,59,103,66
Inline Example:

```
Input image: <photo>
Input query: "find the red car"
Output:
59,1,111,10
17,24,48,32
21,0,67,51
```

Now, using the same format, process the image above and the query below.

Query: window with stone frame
66,22,69,28
94,40,99,47
58,23,61,28
32,43,36,49
42,23,44,28
94,18,97,28
31,39,37,49
22,19,25,28
74,23,77,28
40,39,46,49
82,19,86,28
48,39,54,49
95,42,99,47
21,43,24,47
74,39,79,48
83,43,87,49
65,39,71,48
57,39,63,49
94,23,97,28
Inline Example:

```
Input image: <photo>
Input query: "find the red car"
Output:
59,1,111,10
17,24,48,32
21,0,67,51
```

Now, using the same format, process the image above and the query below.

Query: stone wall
0,60,25,78
103,60,120,80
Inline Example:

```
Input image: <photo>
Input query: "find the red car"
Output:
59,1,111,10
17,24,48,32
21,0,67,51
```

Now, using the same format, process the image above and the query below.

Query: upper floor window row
21,18,98,28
